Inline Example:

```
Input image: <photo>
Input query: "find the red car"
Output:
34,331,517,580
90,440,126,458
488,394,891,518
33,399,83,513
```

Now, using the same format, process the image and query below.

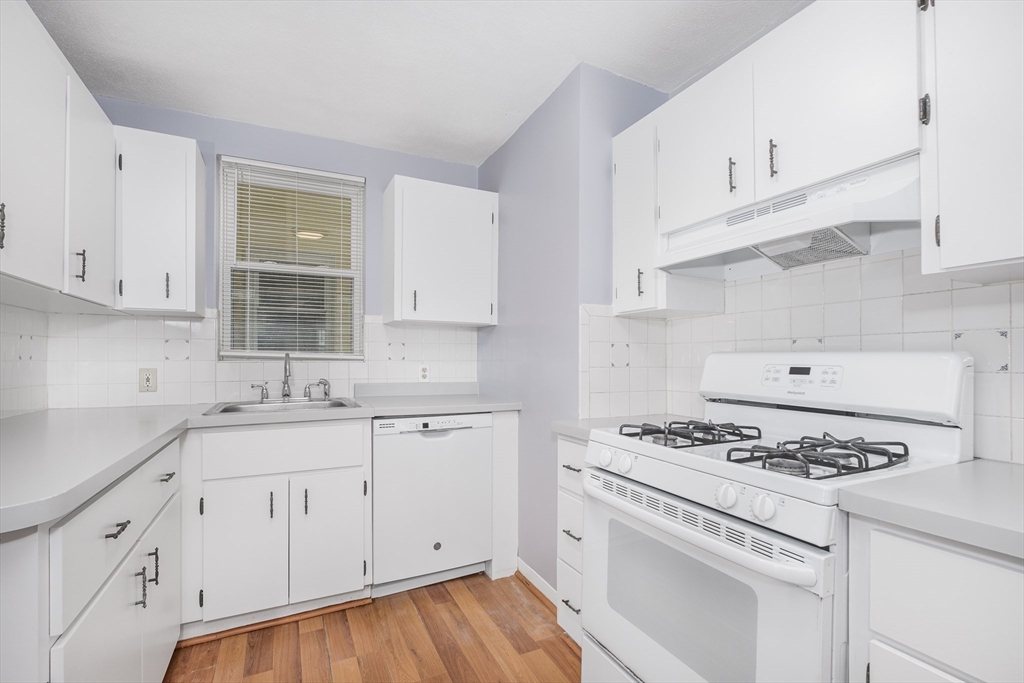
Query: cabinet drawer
557,559,582,644
869,641,964,683
870,530,1024,682
50,440,180,635
557,491,583,572
202,421,364,480
557,438,586,496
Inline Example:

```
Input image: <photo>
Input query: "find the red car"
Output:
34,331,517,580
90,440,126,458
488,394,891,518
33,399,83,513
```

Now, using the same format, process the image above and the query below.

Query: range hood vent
751,225,869,270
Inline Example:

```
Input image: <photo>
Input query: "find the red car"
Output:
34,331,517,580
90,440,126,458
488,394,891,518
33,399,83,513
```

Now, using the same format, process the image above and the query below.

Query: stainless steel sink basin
204,397,361,415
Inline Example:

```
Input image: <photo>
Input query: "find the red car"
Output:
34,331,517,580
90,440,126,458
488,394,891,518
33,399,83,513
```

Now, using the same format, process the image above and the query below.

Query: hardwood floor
164,573,581,683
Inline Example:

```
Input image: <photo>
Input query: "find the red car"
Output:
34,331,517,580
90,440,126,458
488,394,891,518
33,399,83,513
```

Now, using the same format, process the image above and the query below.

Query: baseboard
515,557,557,607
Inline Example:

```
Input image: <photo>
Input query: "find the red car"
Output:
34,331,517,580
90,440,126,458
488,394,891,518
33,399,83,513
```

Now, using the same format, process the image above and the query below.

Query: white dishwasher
372,413,493,585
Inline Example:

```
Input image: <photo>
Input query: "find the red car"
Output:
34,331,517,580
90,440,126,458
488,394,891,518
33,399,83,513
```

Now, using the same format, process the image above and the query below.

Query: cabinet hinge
866,663,870,683
118,153,122,171
934,215,941,247
615,287,618,300
491,303,494,316
491,212,494,225
363,480,367,496
657,139,661,153
199,590,204,607
919,94,931,125
199,497,204,515
118,279,123,297
657,206,661,220
613,163,616,174
363,560,367,576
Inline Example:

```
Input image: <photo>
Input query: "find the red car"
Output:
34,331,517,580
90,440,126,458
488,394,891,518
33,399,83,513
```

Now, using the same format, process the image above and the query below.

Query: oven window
607,519,758,682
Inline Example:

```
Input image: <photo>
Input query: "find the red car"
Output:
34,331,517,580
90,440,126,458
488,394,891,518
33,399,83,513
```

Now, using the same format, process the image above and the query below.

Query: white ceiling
29,0,805,166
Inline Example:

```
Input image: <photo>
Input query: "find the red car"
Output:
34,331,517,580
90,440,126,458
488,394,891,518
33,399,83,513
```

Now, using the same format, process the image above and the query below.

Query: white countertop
552,414,694,442
839,459,1024,559
1,388,519,534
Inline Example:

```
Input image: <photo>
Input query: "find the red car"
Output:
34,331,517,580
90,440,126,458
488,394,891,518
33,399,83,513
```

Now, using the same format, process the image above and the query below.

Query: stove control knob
617,454,633,473
599,449,613,467
715,484,738,509
751,494,776,522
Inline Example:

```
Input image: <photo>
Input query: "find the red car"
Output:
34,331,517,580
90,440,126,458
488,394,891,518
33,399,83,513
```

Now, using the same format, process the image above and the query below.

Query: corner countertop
552,414,694,442
839,459,1024,559
1,383,519,534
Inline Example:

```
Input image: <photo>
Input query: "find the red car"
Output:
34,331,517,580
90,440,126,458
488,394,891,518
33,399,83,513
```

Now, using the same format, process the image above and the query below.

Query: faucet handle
251,382,269,402
318,378,331,400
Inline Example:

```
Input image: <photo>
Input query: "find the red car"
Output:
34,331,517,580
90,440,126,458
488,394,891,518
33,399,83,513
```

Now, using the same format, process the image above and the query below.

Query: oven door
582,470,834,683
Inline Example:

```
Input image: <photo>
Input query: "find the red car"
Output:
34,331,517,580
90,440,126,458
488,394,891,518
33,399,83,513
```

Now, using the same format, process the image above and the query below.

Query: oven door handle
586,483,819,589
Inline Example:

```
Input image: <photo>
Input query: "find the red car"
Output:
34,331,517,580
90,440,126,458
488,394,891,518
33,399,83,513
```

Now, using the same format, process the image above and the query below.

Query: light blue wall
478,67,583,585
96,96,478,313
478,65,665,586
578,66,669,305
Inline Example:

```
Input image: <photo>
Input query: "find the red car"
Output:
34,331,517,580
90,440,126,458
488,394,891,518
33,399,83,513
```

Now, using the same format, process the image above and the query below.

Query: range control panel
372,413,492,435
761,364,843,390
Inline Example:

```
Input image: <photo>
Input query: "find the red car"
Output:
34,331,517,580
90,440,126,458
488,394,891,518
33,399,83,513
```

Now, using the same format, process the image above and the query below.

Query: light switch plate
139,368,158,392
418,364,430,382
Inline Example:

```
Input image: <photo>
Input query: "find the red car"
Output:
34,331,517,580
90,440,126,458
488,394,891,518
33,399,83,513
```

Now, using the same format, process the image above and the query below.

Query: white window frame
217,155,365,360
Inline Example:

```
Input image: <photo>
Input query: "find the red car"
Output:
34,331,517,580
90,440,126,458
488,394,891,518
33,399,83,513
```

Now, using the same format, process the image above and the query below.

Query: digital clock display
788,366,812,376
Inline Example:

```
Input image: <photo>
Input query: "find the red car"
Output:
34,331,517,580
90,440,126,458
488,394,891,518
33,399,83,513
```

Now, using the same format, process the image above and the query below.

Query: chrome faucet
304,378,331,400
282,353,291,400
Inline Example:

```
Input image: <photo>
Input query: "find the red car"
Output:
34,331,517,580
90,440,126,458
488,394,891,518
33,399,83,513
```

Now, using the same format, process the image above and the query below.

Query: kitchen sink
203,397,361,415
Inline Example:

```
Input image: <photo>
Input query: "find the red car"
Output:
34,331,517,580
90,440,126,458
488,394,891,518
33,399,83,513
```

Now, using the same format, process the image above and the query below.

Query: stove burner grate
619,420,761,448
726,432,909,480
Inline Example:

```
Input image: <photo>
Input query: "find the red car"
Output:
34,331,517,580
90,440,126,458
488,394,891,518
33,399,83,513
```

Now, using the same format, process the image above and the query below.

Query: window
219,157,365,359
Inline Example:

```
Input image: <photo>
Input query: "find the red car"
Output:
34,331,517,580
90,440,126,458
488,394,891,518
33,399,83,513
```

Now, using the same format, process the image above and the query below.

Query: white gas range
579,351,974,683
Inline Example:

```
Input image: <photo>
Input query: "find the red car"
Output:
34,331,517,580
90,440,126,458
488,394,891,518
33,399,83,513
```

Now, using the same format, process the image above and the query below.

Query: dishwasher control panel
373,412,493,434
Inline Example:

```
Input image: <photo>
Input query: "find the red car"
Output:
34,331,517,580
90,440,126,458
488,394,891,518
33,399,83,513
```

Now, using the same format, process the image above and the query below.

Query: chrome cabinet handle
135,566,148,608
561,599,581,615
769,139,778,177
562,464,581,473
160,472,176,483
165,273,170,299
728,157,736,193
0,202,5,249
270,491,274,518
75,249,87,281
413,289,418,311
637,269,644,297
147,547,160,585
105,520,131,539
934,215,941,247
562,529,582,542
304,488,308,515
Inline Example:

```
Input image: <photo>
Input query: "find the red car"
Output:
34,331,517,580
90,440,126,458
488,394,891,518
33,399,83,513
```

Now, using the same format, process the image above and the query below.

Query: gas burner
619,420,761,449
726,432,909,480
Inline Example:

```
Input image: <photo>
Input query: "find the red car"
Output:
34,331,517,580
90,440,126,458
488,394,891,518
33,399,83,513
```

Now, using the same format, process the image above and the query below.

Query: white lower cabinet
289,470,365,604
51,493,182,683
555,435,587,644
869,641,964,683
201,476,290,621
556,559,582,644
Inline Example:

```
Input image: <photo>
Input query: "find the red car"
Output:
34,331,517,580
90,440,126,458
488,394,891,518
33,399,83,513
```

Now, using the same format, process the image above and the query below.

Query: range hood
656,155,920,272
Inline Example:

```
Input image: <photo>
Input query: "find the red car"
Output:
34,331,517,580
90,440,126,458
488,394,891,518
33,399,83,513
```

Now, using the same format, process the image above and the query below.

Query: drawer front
50,440,180,635
557,559,582,644
869,641,964,683
557,490,583,572
557,438,586,496
202,420,365,480
870,530,1024,682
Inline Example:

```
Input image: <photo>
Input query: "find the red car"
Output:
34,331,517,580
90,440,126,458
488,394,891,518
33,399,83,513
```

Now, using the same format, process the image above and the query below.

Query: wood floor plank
240,672,277,683
184,667,217,683
538,636,582,683
435,594,512,683
299,616,325,633
493,577,561,642
332,656,363,683
422,674,453,683
163,647,191,682
243,628,275,677
187,640,223,673
409,587,482,683
324,610,359,662
372,597,429,683
357,649,394,683
445,579,540,683
271,622,302,683
211,634,247,683
347,601,383,656
463,573,540,656
521,648,572,683
387,592,448,680
425,582,453,605
299,628,333,683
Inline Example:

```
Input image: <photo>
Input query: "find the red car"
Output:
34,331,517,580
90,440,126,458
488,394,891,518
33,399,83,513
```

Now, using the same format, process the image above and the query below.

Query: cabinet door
401,181,495,325
657,53,755,233
65,74,116,306
869,641,964,683
752,0,919,200
140,494,181,683
934,0,1024,269
50,542,144,682
0,0,67,291
117,129,188,310
202,476,288,621
612,119,658,315
289,470,364,604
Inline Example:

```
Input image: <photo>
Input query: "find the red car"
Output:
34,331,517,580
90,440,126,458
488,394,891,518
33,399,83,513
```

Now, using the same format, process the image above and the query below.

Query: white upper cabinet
384,176,497,326
115,126,205,315
0,0,68,291
657,53,755,234
920,0,1024,274
752,0,920,201
65,73,116,307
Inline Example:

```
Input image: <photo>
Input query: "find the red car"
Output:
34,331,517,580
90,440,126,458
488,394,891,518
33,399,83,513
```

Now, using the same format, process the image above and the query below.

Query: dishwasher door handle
414,426,474,437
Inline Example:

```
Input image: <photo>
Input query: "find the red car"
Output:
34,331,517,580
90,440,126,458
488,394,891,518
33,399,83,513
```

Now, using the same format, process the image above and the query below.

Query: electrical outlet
418,364,430,382
139,368,157,392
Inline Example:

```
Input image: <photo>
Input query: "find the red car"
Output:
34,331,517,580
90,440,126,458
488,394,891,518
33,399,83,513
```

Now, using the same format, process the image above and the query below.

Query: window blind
219,157,365,359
